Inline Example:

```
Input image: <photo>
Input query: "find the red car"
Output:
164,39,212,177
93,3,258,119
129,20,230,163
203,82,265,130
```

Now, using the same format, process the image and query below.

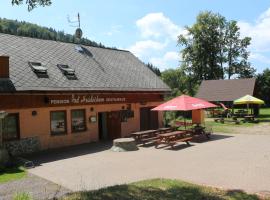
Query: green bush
13,192,32,200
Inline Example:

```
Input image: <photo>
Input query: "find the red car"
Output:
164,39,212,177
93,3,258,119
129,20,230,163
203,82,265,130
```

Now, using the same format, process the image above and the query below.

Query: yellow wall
5,101,163,150
192,109,205,124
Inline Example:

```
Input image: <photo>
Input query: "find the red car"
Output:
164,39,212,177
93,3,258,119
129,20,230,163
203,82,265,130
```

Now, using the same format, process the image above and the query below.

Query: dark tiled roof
0,33,170,92
196,78,256,102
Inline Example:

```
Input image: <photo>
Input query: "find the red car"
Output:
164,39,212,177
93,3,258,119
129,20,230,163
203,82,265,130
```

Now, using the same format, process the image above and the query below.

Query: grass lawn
205,107,270,133
0,165,27,183
62,179,267,200
259,108,270,121
205,120,255,133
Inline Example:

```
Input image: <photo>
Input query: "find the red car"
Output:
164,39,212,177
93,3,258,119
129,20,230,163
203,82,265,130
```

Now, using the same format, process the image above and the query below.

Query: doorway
98,112,108,140
98,111,122,140
140,107,159,131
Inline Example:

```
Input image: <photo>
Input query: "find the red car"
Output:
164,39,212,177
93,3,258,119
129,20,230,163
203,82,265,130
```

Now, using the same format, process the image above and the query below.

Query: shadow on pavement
191,133,233,143
139,134,233,150
164,143,194,151
24,141,112,166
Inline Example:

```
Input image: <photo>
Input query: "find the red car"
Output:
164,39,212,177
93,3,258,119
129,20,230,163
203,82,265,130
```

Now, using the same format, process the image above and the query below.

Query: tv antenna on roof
67,13,83,39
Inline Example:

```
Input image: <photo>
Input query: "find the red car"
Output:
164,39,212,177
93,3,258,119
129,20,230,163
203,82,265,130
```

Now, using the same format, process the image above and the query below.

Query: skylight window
75,45,84,53
57,64,77,80
29,62,48,78
74,45,93,57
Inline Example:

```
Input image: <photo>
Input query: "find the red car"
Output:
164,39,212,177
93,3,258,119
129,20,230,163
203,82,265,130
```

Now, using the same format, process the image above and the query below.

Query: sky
1,0,270,73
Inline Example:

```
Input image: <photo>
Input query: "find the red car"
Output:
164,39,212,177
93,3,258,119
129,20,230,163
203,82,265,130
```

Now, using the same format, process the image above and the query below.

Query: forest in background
0,18,110,48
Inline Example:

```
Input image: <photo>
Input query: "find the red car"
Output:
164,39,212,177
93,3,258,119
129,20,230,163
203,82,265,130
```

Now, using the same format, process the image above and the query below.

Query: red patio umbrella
152,95,217,129
152,95,217,111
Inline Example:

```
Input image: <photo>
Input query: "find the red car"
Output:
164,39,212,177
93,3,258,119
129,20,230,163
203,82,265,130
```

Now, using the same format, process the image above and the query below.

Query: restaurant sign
49,94,126,105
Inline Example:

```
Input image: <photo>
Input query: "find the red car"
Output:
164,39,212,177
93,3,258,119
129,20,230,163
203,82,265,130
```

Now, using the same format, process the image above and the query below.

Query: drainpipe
0,111,8,147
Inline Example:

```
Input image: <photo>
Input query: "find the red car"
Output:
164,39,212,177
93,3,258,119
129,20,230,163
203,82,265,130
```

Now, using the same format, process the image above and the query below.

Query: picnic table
131,129,157,141
209,109,222,117
234,109,248,117
243,115,257,123
155,130,193,148
158,127,174,133
131,127,174,145
131,129,160,145
214,117,240,124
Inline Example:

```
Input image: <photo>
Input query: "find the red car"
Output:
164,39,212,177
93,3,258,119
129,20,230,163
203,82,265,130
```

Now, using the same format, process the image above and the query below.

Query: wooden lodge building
196,78,256,104
196,78,258,114
0,33,170,155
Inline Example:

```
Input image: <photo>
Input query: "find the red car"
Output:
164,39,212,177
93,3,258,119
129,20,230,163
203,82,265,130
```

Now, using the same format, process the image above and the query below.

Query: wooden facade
0,92,164,109
0,56,9,78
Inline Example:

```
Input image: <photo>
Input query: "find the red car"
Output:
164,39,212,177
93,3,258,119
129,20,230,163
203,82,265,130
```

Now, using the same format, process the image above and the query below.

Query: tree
178,11,255,81
145,63,161,76
178,12,225,81
12,0,51,11
224,21,255,79
256,68,270,105
161,67,198,97
0,18,111,49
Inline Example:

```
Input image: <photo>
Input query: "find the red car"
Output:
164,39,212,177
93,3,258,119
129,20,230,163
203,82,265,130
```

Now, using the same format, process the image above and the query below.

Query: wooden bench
214,118,223,122
174,121,193,127
131,130,158,143
214,118,240,124
169,137,193,148
140,136,159,145
155,131,193,148
224,119,240,124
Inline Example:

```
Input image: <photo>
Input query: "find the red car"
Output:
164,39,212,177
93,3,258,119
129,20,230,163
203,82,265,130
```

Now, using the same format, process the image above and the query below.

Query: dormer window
57,64,77,80
29,62,48,78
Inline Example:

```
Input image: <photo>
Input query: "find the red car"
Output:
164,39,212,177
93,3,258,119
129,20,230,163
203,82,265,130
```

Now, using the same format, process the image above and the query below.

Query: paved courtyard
28,133,270,196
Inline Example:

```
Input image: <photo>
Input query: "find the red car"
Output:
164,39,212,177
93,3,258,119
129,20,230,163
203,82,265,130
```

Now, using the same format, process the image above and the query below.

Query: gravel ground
0,173,70,200
28,134,270,196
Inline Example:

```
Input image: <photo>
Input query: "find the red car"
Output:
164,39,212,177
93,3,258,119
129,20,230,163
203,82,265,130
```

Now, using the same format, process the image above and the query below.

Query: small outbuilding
196,78,256,104
196,78,259,114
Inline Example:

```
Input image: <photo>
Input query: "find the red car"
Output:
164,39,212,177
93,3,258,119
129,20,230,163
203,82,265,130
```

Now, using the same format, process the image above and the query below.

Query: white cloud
136,12,185,41
150,51,180,71
164,51,179,61
105,25,122,36
128,40,167,57
250,52,270,64
238,8,270,52
128,13,183,71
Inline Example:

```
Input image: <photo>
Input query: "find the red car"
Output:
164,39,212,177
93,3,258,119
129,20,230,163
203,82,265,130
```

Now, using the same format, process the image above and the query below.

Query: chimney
0,56,9,78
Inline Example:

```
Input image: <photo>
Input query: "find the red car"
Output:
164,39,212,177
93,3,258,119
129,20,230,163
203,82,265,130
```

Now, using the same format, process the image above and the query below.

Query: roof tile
0,33,170,92
196,78,256,101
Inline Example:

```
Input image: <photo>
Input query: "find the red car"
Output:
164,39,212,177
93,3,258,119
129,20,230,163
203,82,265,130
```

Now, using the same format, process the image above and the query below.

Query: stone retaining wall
4,137,40,156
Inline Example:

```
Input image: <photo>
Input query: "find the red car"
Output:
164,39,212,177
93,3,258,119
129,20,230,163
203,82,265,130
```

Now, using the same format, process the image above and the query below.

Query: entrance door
150,111,159,129
98,112,108,140
140,107,159,131
107,111,121,139
98,111,121,140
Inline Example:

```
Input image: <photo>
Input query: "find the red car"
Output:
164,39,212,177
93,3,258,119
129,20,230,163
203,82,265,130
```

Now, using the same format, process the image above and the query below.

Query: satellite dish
67,13,83,40
75,28,83,39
